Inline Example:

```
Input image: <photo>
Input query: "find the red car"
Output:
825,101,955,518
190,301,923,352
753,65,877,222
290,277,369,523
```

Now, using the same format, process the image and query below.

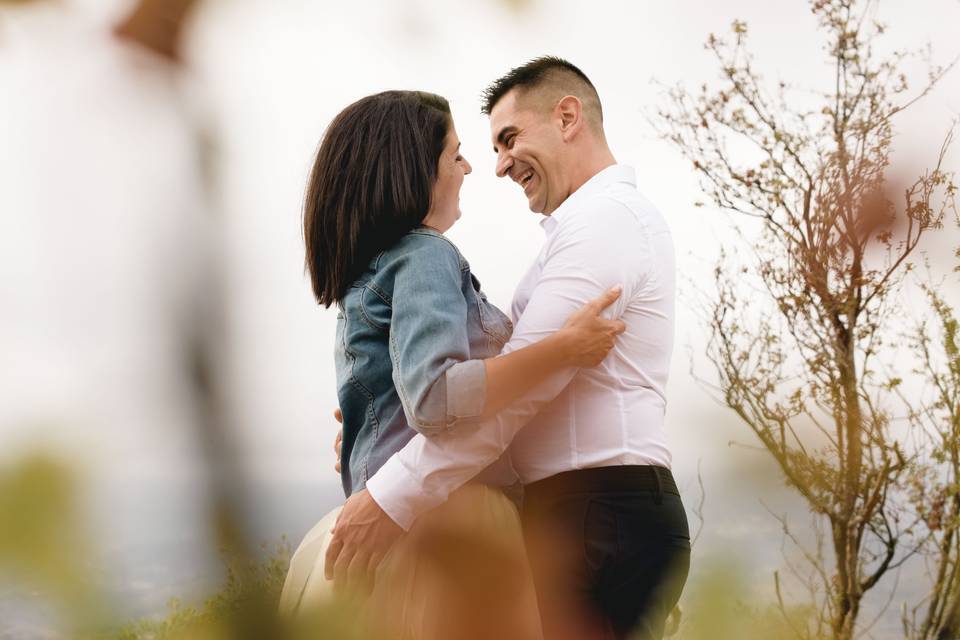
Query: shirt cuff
366,454,444,532
444,359,486,420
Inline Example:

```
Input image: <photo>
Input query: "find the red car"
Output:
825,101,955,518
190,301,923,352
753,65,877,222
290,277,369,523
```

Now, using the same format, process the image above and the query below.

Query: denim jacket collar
412,225,445,239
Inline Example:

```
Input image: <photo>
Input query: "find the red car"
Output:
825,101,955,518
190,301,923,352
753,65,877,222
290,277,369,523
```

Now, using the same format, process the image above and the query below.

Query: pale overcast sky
181,0,960,484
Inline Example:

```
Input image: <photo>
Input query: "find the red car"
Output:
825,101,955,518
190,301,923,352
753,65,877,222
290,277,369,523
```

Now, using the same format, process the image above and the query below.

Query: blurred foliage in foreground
0,451,108,635
112,540,291,640
115,557,819,640
676,560,819,640
0,451,368,640
0,451,823,639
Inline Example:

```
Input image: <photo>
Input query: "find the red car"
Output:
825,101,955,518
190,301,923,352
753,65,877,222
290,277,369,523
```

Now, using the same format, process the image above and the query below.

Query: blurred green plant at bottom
112,559,366,640
6,453,816,639
0,450,111,635
0,450,368,640
107,538,368,640
672,560,819,640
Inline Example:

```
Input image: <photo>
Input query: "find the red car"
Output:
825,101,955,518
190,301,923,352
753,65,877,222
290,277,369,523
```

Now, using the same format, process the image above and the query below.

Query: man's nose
495,151,512,178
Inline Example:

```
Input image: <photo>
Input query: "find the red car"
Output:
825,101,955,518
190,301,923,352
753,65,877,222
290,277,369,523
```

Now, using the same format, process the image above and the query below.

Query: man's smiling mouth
519,169,535,190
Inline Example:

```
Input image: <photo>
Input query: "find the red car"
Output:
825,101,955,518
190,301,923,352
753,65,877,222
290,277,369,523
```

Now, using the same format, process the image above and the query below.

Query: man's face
489,90,567,215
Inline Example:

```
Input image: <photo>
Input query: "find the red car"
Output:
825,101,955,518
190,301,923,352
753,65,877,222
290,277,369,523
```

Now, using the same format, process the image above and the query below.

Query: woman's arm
479,286,624,418
386,237,624,434
329,288,623,462
385,240,486,434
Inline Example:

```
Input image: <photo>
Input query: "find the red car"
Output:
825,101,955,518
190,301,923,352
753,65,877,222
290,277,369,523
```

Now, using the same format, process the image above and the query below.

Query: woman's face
422,123,472,233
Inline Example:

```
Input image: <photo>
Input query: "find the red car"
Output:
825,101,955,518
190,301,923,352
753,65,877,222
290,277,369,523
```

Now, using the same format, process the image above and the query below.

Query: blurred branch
113,0,198,62
691,459,707,548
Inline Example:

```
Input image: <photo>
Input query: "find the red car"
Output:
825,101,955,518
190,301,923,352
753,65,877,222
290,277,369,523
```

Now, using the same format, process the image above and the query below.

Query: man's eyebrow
493,126,518,152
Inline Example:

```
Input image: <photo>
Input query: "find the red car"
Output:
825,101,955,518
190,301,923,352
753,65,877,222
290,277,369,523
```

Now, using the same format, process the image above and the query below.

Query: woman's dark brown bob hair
304,90,452,307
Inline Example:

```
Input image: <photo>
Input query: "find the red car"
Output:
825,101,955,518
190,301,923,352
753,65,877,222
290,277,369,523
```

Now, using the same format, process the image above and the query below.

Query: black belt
525,465,679,506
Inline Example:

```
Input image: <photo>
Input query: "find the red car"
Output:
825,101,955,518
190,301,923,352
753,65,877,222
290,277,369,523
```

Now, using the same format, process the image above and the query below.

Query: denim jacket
335,228,514,496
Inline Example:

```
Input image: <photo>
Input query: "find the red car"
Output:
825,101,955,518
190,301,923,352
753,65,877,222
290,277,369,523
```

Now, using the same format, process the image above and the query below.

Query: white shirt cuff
365,454,444,532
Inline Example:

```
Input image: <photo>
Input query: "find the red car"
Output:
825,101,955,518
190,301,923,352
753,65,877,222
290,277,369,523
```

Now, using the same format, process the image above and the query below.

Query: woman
281,91,623,638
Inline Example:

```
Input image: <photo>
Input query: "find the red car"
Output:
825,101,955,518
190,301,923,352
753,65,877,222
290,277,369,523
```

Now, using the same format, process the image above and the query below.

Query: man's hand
325,488,403,595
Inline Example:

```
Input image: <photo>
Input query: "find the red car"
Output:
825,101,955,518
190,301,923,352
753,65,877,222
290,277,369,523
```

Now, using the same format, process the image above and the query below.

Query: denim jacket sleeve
384,236,486,435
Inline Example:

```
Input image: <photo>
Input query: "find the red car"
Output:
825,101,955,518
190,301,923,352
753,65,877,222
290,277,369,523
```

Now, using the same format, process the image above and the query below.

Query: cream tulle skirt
279,483,542,640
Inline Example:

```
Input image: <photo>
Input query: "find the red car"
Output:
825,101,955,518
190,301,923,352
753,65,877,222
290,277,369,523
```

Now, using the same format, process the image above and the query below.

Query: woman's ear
555,95,584,142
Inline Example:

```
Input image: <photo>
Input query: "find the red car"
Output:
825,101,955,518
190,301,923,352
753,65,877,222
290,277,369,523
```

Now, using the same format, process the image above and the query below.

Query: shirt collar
539,164,636,234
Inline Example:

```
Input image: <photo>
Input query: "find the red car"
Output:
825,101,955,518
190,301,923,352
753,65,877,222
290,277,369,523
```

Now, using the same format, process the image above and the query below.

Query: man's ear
555,95,584,142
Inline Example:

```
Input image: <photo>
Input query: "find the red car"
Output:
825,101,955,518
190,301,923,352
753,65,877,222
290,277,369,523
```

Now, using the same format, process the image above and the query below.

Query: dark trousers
522,466,690,640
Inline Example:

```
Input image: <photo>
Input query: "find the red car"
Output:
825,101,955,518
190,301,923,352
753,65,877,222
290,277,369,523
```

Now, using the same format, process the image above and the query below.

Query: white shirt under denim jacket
366,164,677,529
334,226,515,497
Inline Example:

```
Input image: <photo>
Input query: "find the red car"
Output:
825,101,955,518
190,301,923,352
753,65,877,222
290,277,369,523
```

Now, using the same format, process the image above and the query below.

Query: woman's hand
559,286,627,367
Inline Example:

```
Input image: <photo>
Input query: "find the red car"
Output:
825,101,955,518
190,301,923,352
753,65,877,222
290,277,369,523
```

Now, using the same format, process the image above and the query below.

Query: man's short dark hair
481,56,603,128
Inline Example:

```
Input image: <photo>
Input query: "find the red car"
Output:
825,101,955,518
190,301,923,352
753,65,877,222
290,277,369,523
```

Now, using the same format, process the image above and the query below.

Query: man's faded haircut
481,56,603,131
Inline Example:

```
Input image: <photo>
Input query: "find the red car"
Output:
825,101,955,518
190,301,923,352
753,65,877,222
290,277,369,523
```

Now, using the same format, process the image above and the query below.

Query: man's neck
566,145,617,201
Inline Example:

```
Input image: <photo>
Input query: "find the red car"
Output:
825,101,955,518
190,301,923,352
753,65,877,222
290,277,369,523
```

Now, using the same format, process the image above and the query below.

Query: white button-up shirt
366,164,676,530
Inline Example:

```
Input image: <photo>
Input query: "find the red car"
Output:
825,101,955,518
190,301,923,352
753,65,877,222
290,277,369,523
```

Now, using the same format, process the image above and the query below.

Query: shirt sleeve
387,238,487,434
367,201,644,529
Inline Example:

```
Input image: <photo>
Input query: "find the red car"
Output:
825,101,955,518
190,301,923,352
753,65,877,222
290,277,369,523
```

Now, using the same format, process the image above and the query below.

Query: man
327,57,689,639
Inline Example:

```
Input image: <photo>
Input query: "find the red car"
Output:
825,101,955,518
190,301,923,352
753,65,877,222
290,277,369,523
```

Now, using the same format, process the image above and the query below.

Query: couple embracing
280,57,690,640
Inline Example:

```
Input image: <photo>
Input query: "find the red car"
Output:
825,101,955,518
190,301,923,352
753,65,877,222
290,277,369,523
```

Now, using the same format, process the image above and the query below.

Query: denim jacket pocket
471,274,513,343
477,301,513,343
358,285,389,332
